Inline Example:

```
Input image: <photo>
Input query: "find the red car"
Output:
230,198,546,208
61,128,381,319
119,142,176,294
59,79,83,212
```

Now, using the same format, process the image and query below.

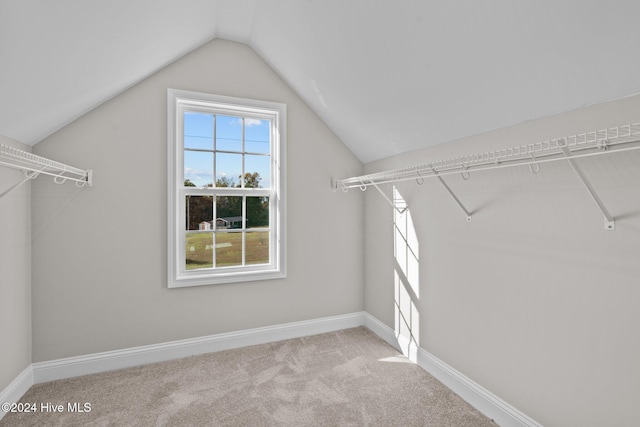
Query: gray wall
364,94,640,427
0,136,31,392
31,39,364,362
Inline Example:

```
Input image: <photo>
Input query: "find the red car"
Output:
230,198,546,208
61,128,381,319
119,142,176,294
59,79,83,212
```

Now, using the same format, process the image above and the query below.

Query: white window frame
168,89,286,287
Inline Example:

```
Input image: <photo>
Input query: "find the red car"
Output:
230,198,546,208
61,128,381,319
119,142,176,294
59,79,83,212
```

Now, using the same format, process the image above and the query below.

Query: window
168,89,286,287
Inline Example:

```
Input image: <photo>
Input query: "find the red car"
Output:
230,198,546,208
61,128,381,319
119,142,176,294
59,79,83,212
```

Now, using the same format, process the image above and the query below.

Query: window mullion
241,117,246,265
242,195,246,266
213,114,217,187
241,117,245,189
211,113,217,268
212,195,217,268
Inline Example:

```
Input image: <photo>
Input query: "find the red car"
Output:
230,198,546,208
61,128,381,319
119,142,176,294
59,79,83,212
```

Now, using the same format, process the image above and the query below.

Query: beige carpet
1,327,495,426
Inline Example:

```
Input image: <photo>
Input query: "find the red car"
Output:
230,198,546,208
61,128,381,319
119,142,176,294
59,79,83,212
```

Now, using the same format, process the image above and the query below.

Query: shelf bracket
0,168,43,200
560,146,615,230
430,166,472,222
369,180,408,215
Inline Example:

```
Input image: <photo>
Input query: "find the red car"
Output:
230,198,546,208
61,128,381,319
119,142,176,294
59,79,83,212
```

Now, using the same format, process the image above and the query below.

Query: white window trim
167,89,286,288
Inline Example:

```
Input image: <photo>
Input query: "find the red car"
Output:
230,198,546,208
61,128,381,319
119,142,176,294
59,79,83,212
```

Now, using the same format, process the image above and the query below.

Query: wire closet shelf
334,123,640,191
0,143,92,194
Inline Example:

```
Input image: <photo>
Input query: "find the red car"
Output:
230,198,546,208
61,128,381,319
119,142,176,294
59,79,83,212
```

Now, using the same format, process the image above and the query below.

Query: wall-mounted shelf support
334,123,640,230
430,166,472,222
351,178,407,214
369,180,408,214
334,177,409,214
560,145,615,230
0,143,92,200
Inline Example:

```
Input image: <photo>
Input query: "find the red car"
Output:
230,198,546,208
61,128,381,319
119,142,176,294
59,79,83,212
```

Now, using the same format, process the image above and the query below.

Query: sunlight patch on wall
393,187,420,361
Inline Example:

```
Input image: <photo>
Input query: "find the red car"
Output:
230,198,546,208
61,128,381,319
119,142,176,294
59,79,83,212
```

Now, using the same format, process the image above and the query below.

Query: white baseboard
0,366,33,421
32,312,367,384
416,347,543,427
363,313,420,362
363,313,542,427
4,311,540,427
363,311,402,350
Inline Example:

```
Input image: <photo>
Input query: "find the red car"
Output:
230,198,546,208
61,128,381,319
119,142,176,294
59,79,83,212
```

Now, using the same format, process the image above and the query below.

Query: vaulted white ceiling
1,0,640,163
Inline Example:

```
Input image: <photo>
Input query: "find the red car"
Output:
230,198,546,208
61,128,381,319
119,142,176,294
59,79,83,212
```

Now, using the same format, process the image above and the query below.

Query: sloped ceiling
1,1,640,163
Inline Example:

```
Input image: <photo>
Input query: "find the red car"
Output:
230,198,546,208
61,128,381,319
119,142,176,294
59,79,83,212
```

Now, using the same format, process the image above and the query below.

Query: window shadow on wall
393,186,420,361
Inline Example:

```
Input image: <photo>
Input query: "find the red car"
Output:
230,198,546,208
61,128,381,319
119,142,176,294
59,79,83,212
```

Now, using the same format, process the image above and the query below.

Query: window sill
169,268,287,288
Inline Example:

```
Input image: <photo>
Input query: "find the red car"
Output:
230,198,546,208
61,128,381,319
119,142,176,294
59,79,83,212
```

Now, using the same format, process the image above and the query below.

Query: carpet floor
1,327,496,426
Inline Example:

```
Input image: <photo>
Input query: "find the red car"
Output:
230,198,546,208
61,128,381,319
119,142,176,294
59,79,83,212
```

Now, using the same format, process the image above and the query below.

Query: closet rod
334,123,640,190
0,144,92,196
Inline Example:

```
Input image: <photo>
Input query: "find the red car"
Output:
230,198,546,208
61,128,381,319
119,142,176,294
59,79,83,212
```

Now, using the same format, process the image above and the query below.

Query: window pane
245,155,270,188
216,115,242,152
215,153,242,187
247,196,269,228
216,232,242,267
216,196,242,228
184,112,213,150
246,231,269,265
245,119,270,154
184,150,213,187
186,196,213,231
186,232,213,270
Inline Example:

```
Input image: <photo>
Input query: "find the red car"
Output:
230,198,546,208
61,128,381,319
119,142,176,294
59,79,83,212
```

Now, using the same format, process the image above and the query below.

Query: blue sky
184,112,271,187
